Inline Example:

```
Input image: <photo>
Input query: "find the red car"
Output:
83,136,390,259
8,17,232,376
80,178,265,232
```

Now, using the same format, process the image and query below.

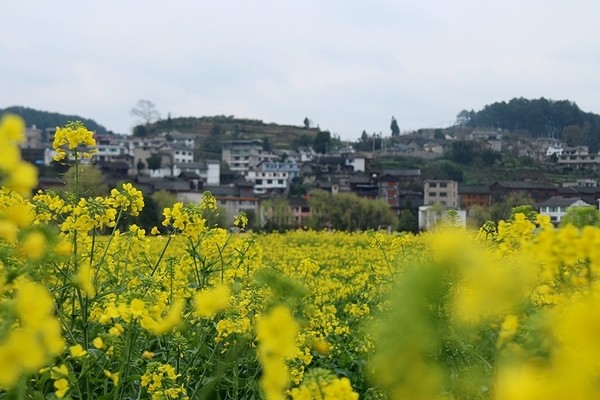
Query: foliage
463,97,600,151
448,140,478,165
131,99,160,125
146,153,162,171
490,192,534,222
64,164,108,198
397,209,419,233
390,116,400,137
307,189,397,231
261,197,296,232
313,130,332,154
0,105,107,133
559,205,600,228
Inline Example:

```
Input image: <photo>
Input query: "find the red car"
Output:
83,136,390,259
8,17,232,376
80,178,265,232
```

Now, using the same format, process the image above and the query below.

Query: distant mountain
0,106,108,133
458,98,600,150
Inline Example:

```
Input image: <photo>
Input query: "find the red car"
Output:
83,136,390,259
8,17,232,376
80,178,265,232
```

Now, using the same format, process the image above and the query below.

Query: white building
538,196,590,225
172,144,194,163
246,160,301,194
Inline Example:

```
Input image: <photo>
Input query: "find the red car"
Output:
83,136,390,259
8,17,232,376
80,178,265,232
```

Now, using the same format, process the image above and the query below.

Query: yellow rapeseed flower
53,378,69,398
69,344,87,358
194,285,231,318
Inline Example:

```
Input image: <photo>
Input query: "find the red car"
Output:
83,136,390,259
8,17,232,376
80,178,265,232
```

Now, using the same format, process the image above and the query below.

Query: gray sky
2,1,600,140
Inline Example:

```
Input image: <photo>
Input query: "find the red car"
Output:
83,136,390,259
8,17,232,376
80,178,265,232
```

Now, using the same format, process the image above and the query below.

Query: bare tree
131,99,160,125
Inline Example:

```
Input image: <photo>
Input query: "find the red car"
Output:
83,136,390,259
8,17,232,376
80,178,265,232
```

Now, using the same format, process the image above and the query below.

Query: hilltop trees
131,99,160,126
391,116,400,137
462,97,600,150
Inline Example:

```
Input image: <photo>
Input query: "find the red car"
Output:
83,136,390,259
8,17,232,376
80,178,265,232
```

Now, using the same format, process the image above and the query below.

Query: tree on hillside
131,99,160,125
146,154,162,171
0,106,107,133
391,117,400,137
136,159,146,175
448,140,477,165
456,110,474,126
262,138,273,152
480,149,502,167
303,117,311,129
133,124,148,137
313,131,331,154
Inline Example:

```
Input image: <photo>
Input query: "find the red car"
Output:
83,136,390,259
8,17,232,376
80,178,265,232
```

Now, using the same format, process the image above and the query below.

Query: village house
459,185,492,208
423,180,459,208
538,196,591,225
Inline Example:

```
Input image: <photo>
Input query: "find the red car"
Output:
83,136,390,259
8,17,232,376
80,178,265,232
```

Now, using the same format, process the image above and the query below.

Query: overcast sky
2,1,600,140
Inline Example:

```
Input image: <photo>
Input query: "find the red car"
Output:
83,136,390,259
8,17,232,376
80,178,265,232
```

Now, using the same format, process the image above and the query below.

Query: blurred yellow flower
194,285,230,318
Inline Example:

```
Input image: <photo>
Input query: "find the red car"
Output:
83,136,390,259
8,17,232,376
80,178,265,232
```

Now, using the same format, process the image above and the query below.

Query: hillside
459,97,600,150
0,106,108,133
141,115,322,150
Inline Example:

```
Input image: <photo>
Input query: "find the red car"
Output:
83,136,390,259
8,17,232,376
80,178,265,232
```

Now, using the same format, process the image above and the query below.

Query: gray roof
539,196,589,208
382,169,421,177
459,185,490,194
491,181,558,190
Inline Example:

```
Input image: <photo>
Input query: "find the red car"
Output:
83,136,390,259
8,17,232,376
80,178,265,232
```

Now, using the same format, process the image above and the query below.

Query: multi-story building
172,143,194,163
378,174,401,208
423,180,459,208
23,126,43,149
167,131,199,148
246,160,299,194
222,140,264,174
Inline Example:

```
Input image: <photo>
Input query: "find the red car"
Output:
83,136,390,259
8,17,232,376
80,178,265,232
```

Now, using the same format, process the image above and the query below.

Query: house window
439,192,447,197
439,182,447,188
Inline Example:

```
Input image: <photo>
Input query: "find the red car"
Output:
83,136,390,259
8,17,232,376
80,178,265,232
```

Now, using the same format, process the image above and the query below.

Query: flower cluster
0,114,38,196
52,120,97,162
141,362,187,399
291,368,359,400
107,182,145,216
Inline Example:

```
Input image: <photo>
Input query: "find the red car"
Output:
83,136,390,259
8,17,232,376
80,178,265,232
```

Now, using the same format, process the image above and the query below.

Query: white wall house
346,156,366,172
245,160,301,194
172,144,194,163
538,196,591,224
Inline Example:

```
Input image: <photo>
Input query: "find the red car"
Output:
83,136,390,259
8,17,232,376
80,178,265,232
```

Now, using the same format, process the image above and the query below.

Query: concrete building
423,180,459,208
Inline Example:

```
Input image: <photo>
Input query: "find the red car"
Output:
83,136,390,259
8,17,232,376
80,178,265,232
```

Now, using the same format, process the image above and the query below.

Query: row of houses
418,179,600,228
23,125,600,230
